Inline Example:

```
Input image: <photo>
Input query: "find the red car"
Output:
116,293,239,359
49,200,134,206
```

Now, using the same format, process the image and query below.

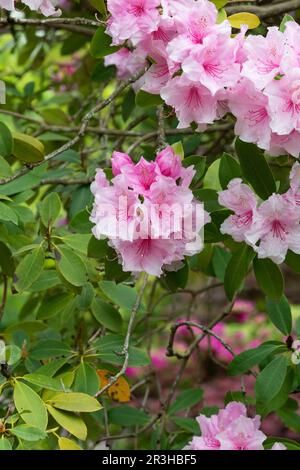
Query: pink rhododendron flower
0,0,61,15
106,0,161,45
286,162,300,206
185,402,266,451
241,27,285,90
182,33,240,96
271,443,287,450
227,78,272,151
104,48,145,80
268,130,300,158
161,76,217,128
90,147,210,276
246,194,300,264
265,69,300,136
218,179,257,242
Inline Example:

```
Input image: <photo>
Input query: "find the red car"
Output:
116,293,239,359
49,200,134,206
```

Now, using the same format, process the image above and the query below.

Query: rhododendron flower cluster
218,163,300,264
0,0,61,16
104,0,300,157
184,401,286,450
90,146,210,276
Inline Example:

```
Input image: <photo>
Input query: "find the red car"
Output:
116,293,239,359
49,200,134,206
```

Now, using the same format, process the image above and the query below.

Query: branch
226,0,300,17
94,273,148,398
157,105,166,151
0,275,8,322
0,66,149,186
0,16,100,35
166,320,235,360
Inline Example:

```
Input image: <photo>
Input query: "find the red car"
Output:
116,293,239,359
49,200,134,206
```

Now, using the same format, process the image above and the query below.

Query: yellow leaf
228,12,260,30
58,437,82,450
97,369,131,403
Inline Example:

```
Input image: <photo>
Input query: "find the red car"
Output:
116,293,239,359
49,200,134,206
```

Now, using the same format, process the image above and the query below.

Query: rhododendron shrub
1,0,300,453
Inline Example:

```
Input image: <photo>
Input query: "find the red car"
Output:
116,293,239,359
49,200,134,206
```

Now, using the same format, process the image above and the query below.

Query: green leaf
255,355,288,403
77,283,95,310
164,260,189,292
99,281,138,310
0,201,18,224
253,257,284,301
0,121,13,158
90,26,121,58
22,373,64,392
56,246,87,287
182,156,206,184
69,209,92,233
28,270,60,292
171,416,200,434
0,155,12,178
219,152,242,189
212,246,231,282
285,250,300,275
47,392,101,412
61,234,91,255
15,246,45,293
89,0,107,16
10,424,47,442
108,405,150,426
12,132,45,163
93,334,150,367
264,437,300,451
266,296,292,335
74,362,100,396
279,14,294,32
135,90,163,107
122,88,136,122
277,408,300,434
58,437,82,450
0,241,15,276
235,139,276,200
30,340,72,360
91,297,123,332
211,0,228,8
169,389,203,415
193,188,221,212
13,380,48,431
47,405,87,440
37,292,74,320
228,343,282,376
40,192,61,227
88,237,109,259
0,437,12,450
224,244,255,300
203,159,221,191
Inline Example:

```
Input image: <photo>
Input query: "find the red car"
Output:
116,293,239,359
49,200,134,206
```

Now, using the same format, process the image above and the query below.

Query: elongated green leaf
228,343,282,376
255,355,288,403
37,292,74,320
10,424,47,442
47,405,87,440
40,192,61,227
135,90,163,108
92,334,150,367
56,246,86,287
0,437,12,450
219,152,242,189
212,246,231,282
47,392,101,412
22,373,64,392
235,139,276,200
253,257,284,301
0,122,13,158
30,340,72,360
13,381,48,431
224,244,255,300
74,362,100,396
12,132,45,163
266,296,292,335
0,201,18,224
99,281,138,310
169,389,203,415
90,27,120,58
91,298,123,332
15,247,45,293
108,405,150,426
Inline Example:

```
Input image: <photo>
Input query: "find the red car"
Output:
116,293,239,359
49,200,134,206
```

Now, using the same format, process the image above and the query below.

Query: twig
157,105,166,151
0,66,149,186
0,275,8,322
226,0,300,17
94,273,149,398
